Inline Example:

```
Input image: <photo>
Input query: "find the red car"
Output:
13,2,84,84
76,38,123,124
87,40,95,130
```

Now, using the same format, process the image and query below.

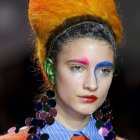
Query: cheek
99,77,113,96
57,67,83,85
56,69,83,95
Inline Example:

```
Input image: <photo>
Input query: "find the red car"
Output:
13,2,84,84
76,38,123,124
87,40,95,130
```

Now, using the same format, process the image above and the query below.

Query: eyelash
69,65,113,76
70,65,84,73
96,67,113,77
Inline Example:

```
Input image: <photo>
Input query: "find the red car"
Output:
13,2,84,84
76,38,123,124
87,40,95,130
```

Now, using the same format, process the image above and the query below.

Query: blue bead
33,136,40,140
48,99,56,107
104,131,116,140
31,119,39,126
35,103,42,111
104,121,112,131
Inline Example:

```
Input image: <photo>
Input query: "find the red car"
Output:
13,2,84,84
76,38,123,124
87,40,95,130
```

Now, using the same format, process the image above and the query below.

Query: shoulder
0,128,29,140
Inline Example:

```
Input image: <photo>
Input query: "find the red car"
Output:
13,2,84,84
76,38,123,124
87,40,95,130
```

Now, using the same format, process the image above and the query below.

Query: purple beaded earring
94,98,116,140
25,89,57,140
24,58,57,140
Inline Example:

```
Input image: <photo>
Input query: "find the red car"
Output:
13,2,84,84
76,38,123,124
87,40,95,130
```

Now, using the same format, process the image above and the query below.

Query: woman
0,0,125,139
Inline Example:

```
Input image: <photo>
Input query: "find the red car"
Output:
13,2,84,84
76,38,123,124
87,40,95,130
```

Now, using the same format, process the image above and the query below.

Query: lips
79,95,98,103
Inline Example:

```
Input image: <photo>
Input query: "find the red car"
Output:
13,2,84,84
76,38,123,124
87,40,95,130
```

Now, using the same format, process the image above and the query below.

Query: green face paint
44,58,55,84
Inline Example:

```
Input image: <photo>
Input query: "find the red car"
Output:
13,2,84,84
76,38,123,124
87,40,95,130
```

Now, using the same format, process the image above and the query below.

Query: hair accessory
25,89,56,140
94,99,116,140
28,0,123,83
43,58,55,84
47,21,116,58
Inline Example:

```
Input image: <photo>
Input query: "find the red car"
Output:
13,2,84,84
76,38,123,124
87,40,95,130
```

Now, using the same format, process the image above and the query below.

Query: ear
43,58,55,84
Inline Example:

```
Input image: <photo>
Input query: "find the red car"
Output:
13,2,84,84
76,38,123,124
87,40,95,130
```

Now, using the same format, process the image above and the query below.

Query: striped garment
40,115,104,140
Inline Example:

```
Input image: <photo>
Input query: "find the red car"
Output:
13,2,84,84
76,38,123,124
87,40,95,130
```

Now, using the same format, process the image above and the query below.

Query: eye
97,67,113,77
70,65,84,73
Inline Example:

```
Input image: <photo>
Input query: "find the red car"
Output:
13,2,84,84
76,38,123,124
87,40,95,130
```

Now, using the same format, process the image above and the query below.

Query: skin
0,38,125,140
54,38,114,130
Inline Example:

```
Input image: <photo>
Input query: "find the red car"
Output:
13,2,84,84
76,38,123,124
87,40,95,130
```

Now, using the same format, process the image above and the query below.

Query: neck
55,103,90,131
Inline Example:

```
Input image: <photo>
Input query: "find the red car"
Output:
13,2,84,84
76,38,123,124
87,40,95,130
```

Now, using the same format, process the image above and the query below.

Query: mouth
79,95,98,103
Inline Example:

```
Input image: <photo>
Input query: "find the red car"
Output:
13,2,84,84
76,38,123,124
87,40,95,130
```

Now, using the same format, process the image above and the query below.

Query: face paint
67,57,89,76
67,57,89,65
55,38,114,117
94,61,114,82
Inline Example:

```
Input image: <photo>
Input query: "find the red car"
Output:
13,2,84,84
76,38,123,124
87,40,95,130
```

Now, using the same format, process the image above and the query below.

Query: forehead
57,38,114,63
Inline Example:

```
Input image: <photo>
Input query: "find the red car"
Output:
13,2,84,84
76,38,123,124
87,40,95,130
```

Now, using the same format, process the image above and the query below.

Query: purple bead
39,111,48,120
104,121,113,131
25,117,32,126
49,108,57,117
7,127,16,134
98,127,109,136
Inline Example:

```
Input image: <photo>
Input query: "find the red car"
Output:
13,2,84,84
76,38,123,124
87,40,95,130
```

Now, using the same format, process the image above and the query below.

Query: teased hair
28,0,123,85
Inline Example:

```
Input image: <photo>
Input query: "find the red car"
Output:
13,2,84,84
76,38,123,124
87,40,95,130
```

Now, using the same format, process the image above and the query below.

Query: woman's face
55,38,114,117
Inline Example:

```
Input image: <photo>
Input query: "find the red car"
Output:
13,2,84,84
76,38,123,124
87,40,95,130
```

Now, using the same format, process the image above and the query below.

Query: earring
94,98,116,140
25,89,57,140
43,58,55,84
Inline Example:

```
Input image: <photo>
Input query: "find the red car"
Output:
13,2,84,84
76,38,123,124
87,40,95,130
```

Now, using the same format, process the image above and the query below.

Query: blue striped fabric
39,115,104,140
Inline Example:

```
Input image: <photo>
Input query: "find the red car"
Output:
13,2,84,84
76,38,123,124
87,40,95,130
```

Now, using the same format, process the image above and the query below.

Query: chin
80,109,96,116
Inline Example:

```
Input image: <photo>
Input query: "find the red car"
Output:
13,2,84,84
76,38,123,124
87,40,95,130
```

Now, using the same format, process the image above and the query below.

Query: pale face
55,38,114,117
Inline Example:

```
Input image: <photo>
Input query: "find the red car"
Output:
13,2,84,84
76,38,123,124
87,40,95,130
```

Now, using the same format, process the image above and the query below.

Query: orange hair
28,0,123,84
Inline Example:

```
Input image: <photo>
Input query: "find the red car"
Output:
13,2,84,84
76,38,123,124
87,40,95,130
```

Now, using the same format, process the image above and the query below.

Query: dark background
0,0,140,139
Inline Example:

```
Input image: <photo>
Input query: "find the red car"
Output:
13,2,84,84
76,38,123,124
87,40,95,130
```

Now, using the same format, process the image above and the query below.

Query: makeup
68,57,89,65
80,95,98,103
94,61,114,80
94,61,113,70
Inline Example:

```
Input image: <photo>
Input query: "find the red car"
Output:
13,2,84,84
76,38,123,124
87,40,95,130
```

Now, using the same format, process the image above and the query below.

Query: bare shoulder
0,128,29,140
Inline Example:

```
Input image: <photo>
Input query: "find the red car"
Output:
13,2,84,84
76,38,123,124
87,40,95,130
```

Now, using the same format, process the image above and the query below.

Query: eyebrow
67,57,90,65
95,61,114,69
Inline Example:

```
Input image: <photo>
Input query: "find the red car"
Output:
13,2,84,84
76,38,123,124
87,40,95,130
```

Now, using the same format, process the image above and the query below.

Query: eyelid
69,63,86,68
95,66,114,76
96,66,114,71
71,65,85,70
70,65,84,74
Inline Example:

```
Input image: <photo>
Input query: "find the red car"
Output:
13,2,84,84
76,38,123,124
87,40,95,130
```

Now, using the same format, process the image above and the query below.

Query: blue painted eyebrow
92,61,114,83
95,61,114,69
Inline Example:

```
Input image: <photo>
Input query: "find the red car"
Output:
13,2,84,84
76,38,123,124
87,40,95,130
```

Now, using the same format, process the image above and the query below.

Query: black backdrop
0,0,140,139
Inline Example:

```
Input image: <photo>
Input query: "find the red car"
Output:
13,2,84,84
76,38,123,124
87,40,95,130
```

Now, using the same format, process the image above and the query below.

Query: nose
83,70,98,91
